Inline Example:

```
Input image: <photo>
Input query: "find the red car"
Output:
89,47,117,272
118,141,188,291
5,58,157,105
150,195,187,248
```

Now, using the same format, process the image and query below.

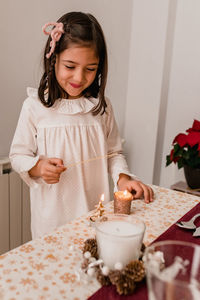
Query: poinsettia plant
166,119,200,169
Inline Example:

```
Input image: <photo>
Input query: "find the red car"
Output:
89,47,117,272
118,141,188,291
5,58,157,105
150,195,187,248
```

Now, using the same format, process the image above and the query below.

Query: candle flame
123,190,128,195
100,194,105,202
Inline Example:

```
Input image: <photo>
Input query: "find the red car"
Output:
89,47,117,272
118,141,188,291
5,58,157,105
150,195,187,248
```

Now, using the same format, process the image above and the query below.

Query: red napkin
88,202,200,300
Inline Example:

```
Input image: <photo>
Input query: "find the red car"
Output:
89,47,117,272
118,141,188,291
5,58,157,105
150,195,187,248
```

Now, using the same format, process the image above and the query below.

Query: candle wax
96,220,144,269
114,190,133,201
114,191,133,214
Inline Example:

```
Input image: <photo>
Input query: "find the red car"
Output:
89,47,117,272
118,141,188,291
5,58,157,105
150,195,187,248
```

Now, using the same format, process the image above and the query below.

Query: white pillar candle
95,214,145,269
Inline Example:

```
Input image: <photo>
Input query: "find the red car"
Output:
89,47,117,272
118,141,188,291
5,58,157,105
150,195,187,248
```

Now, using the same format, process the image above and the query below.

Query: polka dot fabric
0,185,199,299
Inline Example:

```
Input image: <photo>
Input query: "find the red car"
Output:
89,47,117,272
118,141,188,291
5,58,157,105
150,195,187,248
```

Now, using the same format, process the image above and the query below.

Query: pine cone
109,270,135,295
96,268,111,286
109,270,122,285
82,238,98,259
116,277,136,296
125,260,145,282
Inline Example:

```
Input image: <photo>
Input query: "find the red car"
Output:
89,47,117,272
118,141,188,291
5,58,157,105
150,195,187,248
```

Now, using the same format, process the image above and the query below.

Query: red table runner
88,202,200,300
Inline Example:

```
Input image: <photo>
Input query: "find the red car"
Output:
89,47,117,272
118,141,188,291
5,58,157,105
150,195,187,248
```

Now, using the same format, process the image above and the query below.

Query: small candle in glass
95,214,145,269
114,190,133,214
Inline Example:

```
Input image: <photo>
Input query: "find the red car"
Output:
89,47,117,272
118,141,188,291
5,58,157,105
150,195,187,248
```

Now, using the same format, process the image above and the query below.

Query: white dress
9,88,135,239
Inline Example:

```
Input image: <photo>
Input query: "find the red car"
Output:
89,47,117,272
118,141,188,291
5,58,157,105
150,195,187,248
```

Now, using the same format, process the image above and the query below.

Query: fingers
139,183,154,203
48,157,64,166
44,178,60,184
132,185,143,199
149,186,154,201
129,180,154,203
48,158,66,172
44,163,66,174
40,158,66,184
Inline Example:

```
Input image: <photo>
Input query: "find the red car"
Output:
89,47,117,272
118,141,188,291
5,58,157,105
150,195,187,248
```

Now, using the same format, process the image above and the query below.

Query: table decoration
143,240,200,300
114,190,133,214
193,226,200,236
94,214,145,269
176,213,200,230
88,201,200,300
0,185,199,300
81,237,146,295
89,194,106,225
166,119,200,188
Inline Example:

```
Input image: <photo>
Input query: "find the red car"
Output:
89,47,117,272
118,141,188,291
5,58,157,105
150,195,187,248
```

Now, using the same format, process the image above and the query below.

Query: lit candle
95,214,145,269
114,190,133,214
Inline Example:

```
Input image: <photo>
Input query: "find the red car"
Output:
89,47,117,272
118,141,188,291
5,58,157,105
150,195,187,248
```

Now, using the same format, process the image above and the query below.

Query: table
0,185,199,300
171,181,200,197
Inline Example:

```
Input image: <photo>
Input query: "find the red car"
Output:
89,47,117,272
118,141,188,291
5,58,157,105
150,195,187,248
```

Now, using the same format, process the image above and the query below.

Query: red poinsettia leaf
173,133,187,147
170,149,174,161
186,119,200,133
174,156,179,163
192,119,200,131
187,132,200,147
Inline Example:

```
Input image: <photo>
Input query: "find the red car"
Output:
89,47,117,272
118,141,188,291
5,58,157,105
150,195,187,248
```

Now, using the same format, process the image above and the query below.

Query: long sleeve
9,98,42,188
105,98,138,190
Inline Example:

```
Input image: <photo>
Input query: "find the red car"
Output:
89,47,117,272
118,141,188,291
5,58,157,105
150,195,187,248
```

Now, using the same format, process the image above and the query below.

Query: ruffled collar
52,97,99,115
27,87,99,115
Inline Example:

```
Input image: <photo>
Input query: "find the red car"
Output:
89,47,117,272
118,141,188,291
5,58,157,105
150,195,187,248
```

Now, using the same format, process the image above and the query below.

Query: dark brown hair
38,12,108,115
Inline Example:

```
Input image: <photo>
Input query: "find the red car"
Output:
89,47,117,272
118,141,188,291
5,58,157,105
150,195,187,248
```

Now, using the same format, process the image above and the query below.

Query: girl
10,12,153,239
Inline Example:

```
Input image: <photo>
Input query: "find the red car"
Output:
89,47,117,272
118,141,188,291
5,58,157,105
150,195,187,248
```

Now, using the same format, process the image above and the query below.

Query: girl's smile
70,82,82,89
55,45,99,99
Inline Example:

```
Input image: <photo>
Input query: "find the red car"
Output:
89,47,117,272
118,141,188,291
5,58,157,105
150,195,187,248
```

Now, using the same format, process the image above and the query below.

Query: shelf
171,181,200,197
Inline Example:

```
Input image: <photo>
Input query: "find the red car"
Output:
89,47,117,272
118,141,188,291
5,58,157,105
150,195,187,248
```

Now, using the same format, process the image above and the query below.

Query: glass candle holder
144,240,200,300
94,214,145,269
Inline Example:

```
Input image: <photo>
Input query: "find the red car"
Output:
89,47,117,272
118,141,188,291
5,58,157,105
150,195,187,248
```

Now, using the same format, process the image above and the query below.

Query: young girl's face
55,45,99,99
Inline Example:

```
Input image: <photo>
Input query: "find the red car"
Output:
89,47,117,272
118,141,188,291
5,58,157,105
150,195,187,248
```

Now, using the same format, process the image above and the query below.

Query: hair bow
42,22,64,59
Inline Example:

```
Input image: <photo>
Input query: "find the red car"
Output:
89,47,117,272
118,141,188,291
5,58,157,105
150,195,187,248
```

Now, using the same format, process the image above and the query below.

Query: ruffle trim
53,97,98,115
27,87,38,98
27,87,99,115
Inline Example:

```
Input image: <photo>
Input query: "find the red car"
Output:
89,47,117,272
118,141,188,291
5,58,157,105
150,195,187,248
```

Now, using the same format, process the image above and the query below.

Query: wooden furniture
171,181,200,197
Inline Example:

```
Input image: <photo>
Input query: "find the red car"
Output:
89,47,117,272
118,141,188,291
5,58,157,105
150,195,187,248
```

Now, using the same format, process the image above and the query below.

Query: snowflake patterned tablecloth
0,185,199,300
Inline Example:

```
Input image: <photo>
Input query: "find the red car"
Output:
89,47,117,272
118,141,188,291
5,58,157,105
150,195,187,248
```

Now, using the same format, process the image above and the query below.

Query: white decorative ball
84,251,91,259
87,267,95,276
101,266,109,276
114,262,123,270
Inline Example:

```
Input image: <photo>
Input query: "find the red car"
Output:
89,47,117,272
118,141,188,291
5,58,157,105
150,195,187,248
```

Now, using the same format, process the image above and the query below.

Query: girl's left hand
117,174,154,203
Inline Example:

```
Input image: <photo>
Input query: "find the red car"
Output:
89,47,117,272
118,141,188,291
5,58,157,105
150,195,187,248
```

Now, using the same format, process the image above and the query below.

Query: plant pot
183,165,200,189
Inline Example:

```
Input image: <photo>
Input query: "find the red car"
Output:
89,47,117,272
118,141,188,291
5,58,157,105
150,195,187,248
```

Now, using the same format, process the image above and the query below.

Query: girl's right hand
29,158,67,184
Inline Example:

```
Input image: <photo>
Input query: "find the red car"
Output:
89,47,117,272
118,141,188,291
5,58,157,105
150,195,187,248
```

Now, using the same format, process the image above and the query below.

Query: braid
39,12,108,114
39,52,62,107
48,53,56,76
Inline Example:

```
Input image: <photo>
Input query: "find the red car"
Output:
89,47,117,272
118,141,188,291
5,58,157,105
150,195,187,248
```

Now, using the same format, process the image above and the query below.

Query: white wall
124,0,170,183
0,0,133,156
159,0,200,187
123,0,200,187
1,0,200,188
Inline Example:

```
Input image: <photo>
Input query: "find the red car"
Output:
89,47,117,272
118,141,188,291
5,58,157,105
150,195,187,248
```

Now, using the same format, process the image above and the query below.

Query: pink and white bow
42,22,64,59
